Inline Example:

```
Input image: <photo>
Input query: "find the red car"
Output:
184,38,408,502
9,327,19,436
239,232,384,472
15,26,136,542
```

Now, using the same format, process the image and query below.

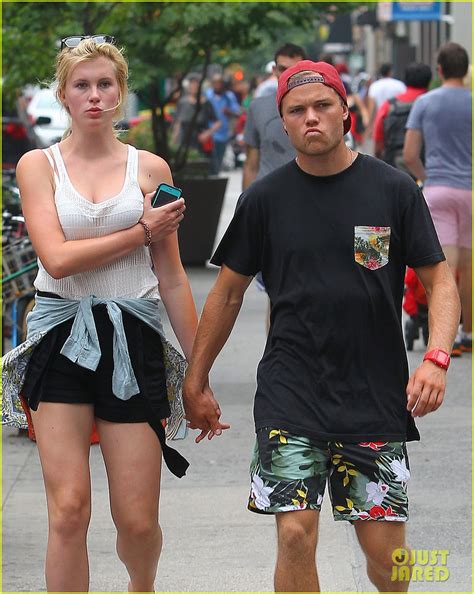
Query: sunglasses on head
60,35,115,50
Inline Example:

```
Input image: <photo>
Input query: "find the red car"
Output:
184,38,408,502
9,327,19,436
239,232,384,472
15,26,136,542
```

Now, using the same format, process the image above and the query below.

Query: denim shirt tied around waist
2,295,188,440
27,295,167,400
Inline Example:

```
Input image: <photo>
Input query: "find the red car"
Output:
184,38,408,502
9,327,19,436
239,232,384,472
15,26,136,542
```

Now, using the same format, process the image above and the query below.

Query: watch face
424,349,450,369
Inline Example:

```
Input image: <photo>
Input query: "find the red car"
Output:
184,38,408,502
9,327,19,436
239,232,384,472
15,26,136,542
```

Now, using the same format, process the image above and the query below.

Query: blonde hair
55,39,128,138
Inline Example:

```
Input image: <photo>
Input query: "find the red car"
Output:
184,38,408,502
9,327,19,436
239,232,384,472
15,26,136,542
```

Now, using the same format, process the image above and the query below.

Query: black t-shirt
211,154,445,443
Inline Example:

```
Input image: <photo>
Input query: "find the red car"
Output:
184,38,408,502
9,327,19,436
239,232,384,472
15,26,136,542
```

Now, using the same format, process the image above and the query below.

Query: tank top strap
127,145,139,182
42,146,61,187
49,143,67,182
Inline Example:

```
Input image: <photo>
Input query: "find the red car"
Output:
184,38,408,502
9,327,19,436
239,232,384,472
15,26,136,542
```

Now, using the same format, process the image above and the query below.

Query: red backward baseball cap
276,60,352,135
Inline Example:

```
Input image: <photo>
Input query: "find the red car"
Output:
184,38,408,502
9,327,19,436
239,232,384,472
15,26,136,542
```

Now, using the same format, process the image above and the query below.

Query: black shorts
22,292,190,478
22,295,170,424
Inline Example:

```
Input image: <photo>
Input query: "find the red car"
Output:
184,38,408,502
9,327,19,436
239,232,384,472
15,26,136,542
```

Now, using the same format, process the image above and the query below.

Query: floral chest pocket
354,226,391,270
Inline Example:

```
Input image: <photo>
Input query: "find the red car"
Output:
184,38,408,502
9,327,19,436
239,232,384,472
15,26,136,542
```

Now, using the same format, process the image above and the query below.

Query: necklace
347,147,356,167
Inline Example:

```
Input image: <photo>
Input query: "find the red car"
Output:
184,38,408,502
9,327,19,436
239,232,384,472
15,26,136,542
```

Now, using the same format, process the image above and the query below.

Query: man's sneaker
451,341,462,357
461,335,472,353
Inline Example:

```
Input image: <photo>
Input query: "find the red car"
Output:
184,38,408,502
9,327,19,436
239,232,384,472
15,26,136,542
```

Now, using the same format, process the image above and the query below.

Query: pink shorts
423,185,472,249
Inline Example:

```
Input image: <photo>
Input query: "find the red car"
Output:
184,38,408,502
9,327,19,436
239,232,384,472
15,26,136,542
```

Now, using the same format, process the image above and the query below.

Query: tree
2,2,117,104
108,2,325,169
3,2,366,172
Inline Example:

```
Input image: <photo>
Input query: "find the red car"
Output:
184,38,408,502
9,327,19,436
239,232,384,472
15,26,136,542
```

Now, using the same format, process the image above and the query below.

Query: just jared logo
391,548,450,582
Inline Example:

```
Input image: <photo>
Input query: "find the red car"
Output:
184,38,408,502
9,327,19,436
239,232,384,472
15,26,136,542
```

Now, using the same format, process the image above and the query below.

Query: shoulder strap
49,143,67,181
390,98,414,115
42,147,60,187
127,145,138,182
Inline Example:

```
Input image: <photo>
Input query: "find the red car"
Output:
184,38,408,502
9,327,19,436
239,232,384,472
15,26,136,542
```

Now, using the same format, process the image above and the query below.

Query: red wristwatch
423,349,450,370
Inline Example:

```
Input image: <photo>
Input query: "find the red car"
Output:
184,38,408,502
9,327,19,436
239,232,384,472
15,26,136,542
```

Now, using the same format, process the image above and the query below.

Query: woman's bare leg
97,419,163,593
31,403,94,592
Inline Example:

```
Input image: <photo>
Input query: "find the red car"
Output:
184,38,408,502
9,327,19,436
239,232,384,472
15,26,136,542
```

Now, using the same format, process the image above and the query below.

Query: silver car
26,88,69,148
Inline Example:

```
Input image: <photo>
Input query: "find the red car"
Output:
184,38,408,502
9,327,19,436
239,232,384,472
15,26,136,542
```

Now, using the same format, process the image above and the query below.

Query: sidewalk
2,168,471,592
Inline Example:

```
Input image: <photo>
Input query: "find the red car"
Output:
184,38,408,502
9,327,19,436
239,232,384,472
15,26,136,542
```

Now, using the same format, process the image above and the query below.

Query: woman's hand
141,193,186,243
183,377,231,443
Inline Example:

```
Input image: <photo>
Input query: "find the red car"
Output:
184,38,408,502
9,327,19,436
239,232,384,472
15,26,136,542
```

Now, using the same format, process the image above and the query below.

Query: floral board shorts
248,428,410,522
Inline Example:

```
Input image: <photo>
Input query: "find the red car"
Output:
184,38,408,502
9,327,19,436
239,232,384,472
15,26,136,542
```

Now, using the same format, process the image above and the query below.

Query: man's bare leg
458,247,472,334
274,509,319,592
354,520,411,592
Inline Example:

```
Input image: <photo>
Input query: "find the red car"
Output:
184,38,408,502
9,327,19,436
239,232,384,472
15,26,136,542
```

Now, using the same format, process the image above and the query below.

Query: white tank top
34,143,160,300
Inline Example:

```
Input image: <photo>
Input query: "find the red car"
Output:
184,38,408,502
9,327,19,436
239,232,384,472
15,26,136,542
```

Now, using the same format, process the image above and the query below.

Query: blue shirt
406,86,472,189
205,88,240,142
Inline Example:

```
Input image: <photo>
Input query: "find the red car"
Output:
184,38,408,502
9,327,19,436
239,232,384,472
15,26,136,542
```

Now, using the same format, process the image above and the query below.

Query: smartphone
152,183,182,207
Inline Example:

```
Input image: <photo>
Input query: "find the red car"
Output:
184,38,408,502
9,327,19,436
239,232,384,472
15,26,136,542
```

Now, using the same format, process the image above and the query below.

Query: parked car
26,88,69,148
2,106,36,171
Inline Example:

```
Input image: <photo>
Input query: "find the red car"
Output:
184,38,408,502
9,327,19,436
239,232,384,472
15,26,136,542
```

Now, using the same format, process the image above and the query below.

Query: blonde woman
8,36,199,592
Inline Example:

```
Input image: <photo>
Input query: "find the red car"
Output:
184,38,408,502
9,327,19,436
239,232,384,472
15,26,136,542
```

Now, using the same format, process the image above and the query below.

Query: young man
184,61,460,592
369,63,406,112
373,62,432,174
404,42,472,357
242,43,306,190
242,43,306,329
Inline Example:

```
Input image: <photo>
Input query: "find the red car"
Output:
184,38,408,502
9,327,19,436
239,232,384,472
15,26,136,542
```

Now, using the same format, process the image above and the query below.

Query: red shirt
373,87,427,144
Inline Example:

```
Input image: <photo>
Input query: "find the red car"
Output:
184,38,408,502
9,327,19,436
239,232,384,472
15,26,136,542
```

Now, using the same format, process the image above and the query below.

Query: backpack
382,97,414,174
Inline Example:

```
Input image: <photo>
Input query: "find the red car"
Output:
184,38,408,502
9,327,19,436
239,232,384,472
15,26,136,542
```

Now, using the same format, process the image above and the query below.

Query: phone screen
152,183,182,207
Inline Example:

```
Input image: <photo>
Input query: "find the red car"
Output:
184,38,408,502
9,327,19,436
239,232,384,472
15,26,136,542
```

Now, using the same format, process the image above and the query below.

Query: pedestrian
318,52,334,65
242,42,306,330
368,63,406,117
183,60,460,593
334,64,370,150
254,60,278,98
373,62,432,174
171,74,221,156
2,36,198,593
242,43,306,189
404,42,472,357
205,73,241,175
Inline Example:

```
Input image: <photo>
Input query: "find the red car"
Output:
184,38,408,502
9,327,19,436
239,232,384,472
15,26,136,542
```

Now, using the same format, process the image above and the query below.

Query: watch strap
423,348,450,370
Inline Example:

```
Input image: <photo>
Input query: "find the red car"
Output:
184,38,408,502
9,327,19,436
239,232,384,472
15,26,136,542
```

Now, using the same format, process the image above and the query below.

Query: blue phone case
152,183,182,207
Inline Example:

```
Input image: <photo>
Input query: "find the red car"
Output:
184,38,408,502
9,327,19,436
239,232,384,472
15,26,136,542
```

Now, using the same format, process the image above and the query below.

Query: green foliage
2,2,117,108
107,2,329,93
3,1,369,169
3,1,368,99
123,119,202,162
122,120,155,153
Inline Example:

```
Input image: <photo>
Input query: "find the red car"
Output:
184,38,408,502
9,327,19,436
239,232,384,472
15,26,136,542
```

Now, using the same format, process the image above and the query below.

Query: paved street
2,167,472,592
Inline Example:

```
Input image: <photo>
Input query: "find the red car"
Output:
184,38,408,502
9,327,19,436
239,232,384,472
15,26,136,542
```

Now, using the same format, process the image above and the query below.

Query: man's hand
406,361,447,417
183,378,230,443
181,266,251,442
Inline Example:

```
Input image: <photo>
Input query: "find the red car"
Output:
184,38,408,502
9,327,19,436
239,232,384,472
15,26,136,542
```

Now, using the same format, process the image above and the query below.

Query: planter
174,175,228,266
